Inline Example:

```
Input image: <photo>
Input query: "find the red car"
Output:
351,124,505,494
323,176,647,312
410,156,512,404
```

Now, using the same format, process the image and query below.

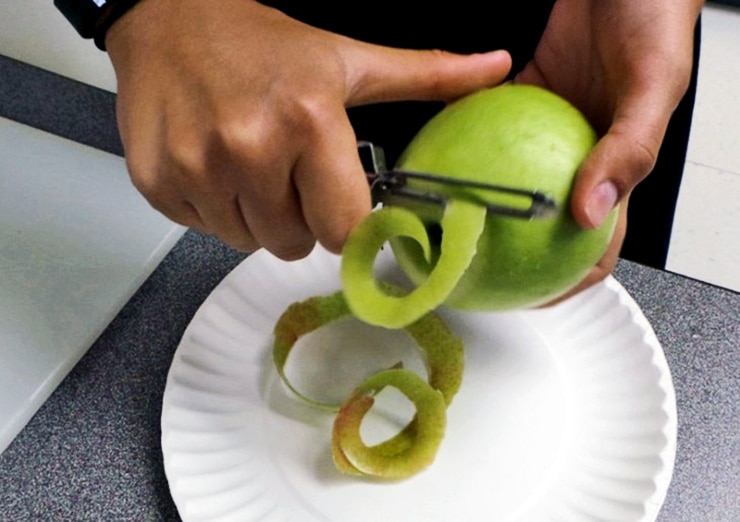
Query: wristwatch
54,0,141,50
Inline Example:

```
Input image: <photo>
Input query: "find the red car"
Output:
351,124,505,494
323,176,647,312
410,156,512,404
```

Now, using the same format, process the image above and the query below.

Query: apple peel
331,369,447,480
272,290,353,411
341,199,487,328
272,287,464,479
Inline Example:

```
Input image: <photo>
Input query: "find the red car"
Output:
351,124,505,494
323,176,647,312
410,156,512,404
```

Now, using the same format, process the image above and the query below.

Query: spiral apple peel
272,287,463,479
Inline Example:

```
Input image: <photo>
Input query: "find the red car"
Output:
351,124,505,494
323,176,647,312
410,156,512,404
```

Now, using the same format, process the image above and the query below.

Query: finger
237,188,316,260
292,108,373,254
227,155,317,260
345,46,512,106
170,112,317,259
144,168,263,252
542,202,627,307
570,87,677,229
186,192,263,252
128,172,262,253
513,60,549,90
124,146,217,237
127,135,264,252
133,182,210,234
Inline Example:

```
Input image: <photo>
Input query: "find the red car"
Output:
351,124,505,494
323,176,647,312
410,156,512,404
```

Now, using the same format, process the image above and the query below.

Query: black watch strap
54,0,141,51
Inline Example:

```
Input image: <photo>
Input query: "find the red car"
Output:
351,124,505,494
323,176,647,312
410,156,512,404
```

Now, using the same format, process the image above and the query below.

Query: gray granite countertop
1,55,738,521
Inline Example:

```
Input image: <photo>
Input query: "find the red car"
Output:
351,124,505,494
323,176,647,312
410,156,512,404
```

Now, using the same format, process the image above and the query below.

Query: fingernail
586,181,618,227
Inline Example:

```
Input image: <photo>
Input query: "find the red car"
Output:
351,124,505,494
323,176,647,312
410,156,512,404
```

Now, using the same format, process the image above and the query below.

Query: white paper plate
162,246,676,522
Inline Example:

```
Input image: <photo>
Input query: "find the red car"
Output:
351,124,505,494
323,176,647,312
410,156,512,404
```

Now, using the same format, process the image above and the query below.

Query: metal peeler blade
358,141,558,220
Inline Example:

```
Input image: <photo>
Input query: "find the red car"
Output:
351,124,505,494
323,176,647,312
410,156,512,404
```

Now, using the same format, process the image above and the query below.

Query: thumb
571,90,675,229
344,45,512,106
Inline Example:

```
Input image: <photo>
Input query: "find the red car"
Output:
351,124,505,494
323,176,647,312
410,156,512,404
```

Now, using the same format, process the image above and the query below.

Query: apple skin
389,84,617,311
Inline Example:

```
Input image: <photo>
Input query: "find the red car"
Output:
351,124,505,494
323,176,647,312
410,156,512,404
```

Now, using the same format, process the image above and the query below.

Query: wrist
54,0,144,51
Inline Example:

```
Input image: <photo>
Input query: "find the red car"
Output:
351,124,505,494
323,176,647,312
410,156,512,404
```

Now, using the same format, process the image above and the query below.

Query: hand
515,0,703,300
105,0,511,259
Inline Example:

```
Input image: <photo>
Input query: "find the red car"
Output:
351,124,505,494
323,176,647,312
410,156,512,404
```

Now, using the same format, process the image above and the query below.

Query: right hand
105,0,511,259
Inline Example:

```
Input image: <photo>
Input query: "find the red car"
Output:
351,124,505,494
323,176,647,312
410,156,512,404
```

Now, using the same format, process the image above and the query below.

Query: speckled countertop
0,55,738,521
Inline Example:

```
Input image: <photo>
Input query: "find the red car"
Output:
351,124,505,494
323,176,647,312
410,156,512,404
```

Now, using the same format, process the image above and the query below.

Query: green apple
391,83,616,311
342,83,616,324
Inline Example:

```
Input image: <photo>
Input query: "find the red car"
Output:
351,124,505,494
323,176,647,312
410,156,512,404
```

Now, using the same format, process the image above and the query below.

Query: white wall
0,0,117,91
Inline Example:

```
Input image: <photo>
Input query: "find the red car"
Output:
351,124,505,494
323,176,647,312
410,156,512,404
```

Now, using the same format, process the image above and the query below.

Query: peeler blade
358,141,558,220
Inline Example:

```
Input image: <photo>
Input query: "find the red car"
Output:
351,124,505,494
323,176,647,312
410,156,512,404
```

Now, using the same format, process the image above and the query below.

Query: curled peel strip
273,291,352,411
272,289,464,479
331,369,447,479
340,199,487,328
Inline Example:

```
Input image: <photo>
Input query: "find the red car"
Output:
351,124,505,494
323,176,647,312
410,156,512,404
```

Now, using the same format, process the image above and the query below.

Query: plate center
281,317,429,408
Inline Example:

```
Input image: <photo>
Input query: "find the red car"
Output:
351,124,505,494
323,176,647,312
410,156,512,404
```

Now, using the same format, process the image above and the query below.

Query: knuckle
266,222,317,260
609,125,661,185
271,239,316,261
213,115,278,173
168,139,207,179
223,235,260,254
288,95,333,137
628,136,660,179
125,154,165,205
421,49,455,97
216,116,263,154
318,227,351,255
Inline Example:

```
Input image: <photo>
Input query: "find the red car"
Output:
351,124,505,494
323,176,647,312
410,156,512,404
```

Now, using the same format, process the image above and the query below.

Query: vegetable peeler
358,141,558,220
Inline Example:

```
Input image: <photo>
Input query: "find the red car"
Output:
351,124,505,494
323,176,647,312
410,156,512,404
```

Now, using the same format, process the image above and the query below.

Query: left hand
515,0,704,301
